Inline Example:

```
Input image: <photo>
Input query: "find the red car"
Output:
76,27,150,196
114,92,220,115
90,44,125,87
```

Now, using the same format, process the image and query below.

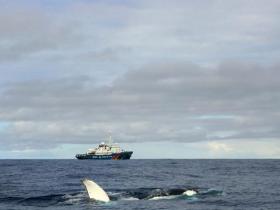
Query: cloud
0,1,279,157
0,4,81,62
207,139,280,158
208,141,233,153
0,61,279,151
1,0,280,65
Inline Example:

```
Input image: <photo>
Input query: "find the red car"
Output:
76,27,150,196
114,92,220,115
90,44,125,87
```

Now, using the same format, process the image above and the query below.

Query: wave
3,192,86,207
1,187,223,207
19,194,70,207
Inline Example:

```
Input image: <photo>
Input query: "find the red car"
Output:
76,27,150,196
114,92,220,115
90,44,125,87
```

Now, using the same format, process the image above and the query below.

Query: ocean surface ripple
0,159,279,210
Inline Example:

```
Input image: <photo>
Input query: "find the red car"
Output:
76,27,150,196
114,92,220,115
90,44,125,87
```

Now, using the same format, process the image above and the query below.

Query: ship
75,135,133,160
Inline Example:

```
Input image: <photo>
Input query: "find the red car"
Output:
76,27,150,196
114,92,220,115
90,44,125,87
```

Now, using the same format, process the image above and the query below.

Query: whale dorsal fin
82,178,110,202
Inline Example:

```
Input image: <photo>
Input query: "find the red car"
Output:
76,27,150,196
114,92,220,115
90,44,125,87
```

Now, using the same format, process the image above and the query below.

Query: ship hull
76,151,133,160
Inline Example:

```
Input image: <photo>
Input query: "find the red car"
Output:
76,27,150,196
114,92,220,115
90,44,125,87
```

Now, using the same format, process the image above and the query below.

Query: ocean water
0,159,279,210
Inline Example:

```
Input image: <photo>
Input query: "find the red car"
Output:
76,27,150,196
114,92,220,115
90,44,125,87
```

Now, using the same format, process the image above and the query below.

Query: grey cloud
0,6,81,62
0,61,279,150
1,0,280,66
0,0,280,152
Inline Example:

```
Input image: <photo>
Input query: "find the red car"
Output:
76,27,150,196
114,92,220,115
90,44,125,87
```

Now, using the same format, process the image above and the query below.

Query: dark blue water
0,160,279,210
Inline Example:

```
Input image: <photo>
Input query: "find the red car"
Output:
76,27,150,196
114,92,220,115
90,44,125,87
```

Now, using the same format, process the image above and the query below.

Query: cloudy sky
0,0,280,158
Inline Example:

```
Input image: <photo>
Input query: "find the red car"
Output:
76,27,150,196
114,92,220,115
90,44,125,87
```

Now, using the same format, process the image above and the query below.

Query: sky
0,0,280,158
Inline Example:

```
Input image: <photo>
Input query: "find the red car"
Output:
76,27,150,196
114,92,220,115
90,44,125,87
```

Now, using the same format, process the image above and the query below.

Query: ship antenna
108,131,113,145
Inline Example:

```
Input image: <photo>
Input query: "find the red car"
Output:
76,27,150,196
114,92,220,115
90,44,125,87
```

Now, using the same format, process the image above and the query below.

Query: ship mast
108,132,113,145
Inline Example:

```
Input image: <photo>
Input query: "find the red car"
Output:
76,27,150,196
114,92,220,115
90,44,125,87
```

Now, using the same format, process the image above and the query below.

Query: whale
82,178,110,202
82,178,198,202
